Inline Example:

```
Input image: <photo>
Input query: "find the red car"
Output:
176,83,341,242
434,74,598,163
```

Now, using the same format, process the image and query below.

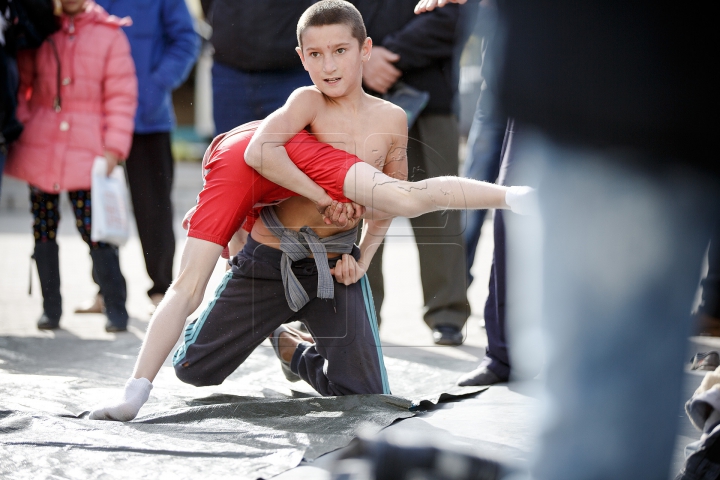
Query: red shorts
186,121,363,251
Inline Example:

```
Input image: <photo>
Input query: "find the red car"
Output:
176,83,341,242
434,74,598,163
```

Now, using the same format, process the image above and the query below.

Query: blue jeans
462,92,505,284
508,134,720,479
212,61,311,134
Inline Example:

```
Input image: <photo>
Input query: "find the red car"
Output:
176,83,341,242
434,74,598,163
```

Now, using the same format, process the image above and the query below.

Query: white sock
89,377,153,422
505,186,538,216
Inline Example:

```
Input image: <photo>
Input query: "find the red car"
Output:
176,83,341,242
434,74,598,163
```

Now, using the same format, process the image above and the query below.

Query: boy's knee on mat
174,360,223,387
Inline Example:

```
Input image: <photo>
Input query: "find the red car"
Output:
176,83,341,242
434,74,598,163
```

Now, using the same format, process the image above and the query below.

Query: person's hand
362,46,401,94
330,254,367,285
414,0,466,14
104,150,121,176
89,377,153,422
182,205,198,231
321,201,366,227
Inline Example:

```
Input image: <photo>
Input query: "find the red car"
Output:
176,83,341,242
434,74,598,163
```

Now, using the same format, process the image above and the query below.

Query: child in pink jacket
4,0,137,332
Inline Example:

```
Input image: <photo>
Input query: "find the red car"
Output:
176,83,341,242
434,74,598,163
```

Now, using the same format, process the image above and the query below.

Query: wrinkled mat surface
0,335,486,479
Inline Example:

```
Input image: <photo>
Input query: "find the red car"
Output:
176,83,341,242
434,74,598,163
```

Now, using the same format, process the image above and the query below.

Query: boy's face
297,24,371,98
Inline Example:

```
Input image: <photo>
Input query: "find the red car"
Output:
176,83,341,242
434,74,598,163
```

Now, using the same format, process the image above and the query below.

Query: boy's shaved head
297,0,367,48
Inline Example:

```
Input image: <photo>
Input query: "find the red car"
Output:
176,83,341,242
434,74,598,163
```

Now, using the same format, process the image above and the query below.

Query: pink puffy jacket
5,2,137,193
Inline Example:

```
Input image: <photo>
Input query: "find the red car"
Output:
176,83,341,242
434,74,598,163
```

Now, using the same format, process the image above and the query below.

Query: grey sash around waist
259,207,357,312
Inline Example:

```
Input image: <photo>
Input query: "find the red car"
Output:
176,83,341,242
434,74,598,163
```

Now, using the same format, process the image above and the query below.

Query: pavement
0,165,713,479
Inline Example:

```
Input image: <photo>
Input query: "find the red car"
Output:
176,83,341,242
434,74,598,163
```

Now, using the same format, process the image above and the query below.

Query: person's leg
458,209,510,385
69,190,129,331
407,114,469,339
294,259,390,395
125,132,175,300
516,136,720,480
30,187,63,329
463,95,505,284
211,61,258,134
173,237,298,386
696,222,720,335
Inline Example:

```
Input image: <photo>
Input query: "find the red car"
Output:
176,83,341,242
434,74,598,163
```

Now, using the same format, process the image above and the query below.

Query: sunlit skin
60,0,87,16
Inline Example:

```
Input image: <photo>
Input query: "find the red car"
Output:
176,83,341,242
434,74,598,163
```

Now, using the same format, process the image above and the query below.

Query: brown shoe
74,293,104,314
696,314,720,337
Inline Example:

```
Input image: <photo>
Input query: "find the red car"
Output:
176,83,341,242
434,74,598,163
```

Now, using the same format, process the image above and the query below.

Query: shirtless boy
90,0,532,422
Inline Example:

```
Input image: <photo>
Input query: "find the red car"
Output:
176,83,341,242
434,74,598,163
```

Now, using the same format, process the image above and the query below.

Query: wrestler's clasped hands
331,254,368,285
320,200,365,227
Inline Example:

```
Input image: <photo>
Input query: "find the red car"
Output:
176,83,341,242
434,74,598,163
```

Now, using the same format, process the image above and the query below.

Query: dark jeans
125,132,175,297
482,119,516,380
212,61,311,134
462,93,505,284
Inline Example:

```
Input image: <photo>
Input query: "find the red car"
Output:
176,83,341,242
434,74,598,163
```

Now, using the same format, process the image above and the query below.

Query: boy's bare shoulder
365,96,408,132
287,86,328,108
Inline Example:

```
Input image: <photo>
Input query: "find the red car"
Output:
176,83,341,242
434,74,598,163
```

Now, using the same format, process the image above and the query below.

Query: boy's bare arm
245,88,333,209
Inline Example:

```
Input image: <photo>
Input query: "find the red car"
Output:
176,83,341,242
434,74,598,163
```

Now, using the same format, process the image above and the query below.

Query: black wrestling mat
0,335,486,479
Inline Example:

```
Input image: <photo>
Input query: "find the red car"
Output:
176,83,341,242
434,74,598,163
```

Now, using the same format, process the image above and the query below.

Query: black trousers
125,132,175,297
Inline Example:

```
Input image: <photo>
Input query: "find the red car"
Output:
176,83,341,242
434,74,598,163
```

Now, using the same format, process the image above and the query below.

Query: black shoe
37,313,60,330
432,325,464,346
105,320,127,333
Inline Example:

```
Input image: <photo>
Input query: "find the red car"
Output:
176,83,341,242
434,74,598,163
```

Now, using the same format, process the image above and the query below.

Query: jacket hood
60,1,132,31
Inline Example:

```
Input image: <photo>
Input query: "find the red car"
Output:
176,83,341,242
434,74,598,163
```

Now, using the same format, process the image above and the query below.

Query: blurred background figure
495,2,718,479
1,0,58,199
457,118,515,387
76,0,199,315
354,0,476,346
4,0,137,332
695,226,720,337
201,0,313,134
461,0,503,287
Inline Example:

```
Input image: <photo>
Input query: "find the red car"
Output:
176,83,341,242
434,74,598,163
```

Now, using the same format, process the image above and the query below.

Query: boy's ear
362,37,372,63
296,46,309,71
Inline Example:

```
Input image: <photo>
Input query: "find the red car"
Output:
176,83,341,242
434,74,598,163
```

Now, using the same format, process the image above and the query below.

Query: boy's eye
336,48,346,54
310,52,320,58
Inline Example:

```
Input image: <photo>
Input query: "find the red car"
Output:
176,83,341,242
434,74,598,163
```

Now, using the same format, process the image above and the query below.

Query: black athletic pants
173,235,390,396
125,132,175,297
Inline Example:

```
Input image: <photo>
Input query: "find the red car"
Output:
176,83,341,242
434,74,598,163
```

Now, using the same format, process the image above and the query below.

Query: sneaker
691,351,720,371
74,293,104,314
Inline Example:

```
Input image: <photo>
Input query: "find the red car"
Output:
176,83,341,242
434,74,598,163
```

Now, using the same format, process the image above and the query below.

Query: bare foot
276,328,313,362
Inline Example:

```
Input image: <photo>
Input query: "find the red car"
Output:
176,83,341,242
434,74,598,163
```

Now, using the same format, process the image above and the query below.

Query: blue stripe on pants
172,270,233,366
360,275,391,394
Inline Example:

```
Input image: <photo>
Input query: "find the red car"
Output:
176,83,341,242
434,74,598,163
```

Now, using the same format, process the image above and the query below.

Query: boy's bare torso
252,91,406,249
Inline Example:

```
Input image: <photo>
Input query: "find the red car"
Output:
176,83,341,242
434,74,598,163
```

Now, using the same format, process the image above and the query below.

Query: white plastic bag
91,156,130,246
